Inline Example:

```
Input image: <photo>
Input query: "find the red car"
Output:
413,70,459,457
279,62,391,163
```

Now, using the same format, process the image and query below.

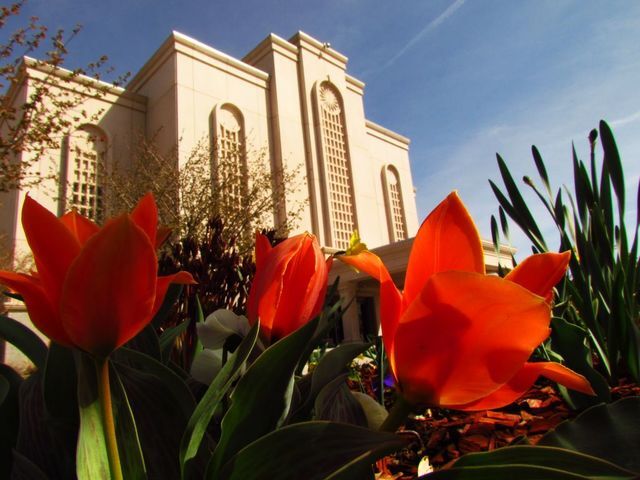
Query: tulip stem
379,395,414,432
96,358,123,480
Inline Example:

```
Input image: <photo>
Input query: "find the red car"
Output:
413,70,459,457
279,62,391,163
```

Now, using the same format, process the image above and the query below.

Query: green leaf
9,451,50,480
110,366,147,480
112,348,196,479
124,323,161,360
159,318,190,363
294,342,370,420
43,342,78,421
539,397,640,473
152,283,183,328
599,120,625,217
445,445,636,478
74,352,111,480
180,320,259,479
207,317,320,478
13,370,77,478
550,317,610,406
0,315,48,370
218,421,407,480
532,145,551,196
0,364,22,478
314,374,367,427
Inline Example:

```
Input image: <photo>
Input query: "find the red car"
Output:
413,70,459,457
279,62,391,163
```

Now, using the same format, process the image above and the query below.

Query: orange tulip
339,192,594,410
0,193,195,358
247,232,331,343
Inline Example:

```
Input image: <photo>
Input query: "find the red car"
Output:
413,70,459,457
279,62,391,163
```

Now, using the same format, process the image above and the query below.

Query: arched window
212,104,246,212
67,125,106,222
316,81,356,249
382,166,407,242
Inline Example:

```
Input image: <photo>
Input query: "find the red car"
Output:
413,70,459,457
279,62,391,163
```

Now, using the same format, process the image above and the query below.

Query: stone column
339,281,361,342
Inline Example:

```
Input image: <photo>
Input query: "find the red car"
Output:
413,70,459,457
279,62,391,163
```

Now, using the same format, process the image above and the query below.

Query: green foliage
490,121,640,395
157,217,262,371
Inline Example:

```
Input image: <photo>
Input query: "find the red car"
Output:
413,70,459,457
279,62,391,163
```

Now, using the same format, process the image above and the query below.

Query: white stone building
1,31,513,366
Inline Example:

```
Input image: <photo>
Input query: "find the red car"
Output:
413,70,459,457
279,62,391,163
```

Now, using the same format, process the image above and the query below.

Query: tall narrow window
317,82,356,249
67,125,106,222
383,166,407,242
213,104,245,213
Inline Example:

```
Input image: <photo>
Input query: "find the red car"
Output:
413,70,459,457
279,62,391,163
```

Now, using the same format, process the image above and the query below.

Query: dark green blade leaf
13,370,77,478
159,318,190,363
550,317,610,407
0,315,48,370
532,145,551,195
110,365,147,480
124,323,161,360
152,283,183,328
421,464,617,479
207,317,319,478
539,397,640,473
180,320,259,479
112,348,196,480
43,342,78,421
294,342,370,420
218,421,408,480
0,364,22,478
9,451,50,480
599,120,625,215
449,445,636,478
314,374,367,426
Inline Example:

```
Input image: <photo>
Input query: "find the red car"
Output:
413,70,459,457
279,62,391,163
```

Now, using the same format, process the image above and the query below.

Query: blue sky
14,0,640,257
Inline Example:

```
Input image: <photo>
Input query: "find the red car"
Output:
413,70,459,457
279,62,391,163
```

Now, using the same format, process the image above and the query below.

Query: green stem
96,358,123,480
379,394,414,432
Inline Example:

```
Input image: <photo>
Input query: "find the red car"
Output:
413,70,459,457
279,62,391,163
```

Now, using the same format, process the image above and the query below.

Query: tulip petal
247,234,307,339
451,361,594,411
254,232,272,269
22,196,81,305
403,192,485,309
61,215,158,357
0,271,72,346
269,235,319,340
60,211,100,245
338,250,402,370
394,271,550,406
506,251,571,302
130,192,158,246
151,271,196,318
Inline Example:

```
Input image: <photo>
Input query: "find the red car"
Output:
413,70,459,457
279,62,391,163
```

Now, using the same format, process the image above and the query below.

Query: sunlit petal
22,195,81,305
450,361,594,411
254,232,272,269
506,251,571,302
403,192,485,309
60,210,99,245
151,271,196,318
0,271,72,346
394,271,550,406
338,250,402,360
61,215,157,357
130,192,158,246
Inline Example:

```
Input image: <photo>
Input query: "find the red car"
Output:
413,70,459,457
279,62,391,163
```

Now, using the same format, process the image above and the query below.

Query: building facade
1,32,513,369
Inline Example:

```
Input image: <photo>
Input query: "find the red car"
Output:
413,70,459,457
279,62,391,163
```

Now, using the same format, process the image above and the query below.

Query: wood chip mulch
348,364,640,479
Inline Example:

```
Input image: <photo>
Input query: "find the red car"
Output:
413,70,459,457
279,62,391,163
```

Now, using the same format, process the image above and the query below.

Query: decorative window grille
318,82,356,249
385,166,407,241
214,105,245,211
67,126,106,222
